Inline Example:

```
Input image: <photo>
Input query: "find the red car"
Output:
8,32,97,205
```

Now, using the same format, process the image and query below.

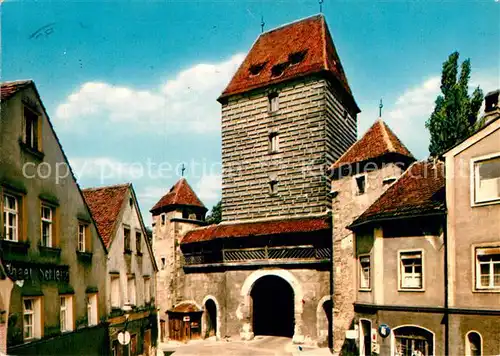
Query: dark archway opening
251,275,294,337
323,300,333,349
204,299,217,338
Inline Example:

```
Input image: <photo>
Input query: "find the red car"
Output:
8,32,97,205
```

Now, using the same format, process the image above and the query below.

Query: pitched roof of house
1,80,33,101
331,119,414,171
82,184,130,248
150,178,206,213
219,15,357,109
182,216,331,245
350,161,446,228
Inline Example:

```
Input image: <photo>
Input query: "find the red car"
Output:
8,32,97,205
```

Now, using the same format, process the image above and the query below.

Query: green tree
425,51,484,157
206,200,222,224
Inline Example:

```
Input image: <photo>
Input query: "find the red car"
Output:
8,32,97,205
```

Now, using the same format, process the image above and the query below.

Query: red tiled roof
331,119,414,170
150,178,206,213
220,15,355,105
1,80,32,101
182,216,331,244
351,161,446,227
82,184,130,248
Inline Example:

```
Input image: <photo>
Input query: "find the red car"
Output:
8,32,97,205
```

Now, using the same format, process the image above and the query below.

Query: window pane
476,157,500,202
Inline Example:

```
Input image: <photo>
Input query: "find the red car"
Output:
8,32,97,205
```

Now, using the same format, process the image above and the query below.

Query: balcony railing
182,245,331,266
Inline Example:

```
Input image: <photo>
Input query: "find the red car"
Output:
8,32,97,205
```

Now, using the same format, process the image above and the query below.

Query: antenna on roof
260,15,265,33
319,0,324,13
181,163,186,177
379,98,384,118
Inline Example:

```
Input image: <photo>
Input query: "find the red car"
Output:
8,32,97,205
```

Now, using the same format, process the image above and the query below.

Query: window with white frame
400,251,423,289
60,295,73,332
110,275,121,308
23,297,42,340
127,278,136,306
144,277,151,303
78,224,86,252
41,205,53,247
472,154,500,205
87,293,98,326
475,247,500,290
3,193,19,241
268,93,279,113
359,255,371,290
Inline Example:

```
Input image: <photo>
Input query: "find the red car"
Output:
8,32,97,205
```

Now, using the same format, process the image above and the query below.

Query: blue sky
2,1,499,226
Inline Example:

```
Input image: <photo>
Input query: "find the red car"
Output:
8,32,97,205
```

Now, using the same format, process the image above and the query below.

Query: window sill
471,199,500,207
473,288,500,293
359,288,372,292
39,245,61,258
19,140,44,160
77,251,93,263
0,239,30,255
398,288,425,292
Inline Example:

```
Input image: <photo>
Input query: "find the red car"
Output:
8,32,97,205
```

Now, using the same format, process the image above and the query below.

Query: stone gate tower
218,14,360,222
154,14,362,346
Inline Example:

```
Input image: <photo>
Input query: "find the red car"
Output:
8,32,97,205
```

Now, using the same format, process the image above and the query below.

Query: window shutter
53,207,60,247
85,225,92,252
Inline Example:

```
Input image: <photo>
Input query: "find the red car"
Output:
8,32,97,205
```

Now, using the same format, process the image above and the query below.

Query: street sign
378,324,391,338
118,331,131,345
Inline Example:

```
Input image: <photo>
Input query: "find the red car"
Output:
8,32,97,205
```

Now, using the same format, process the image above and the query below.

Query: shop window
23,297,42,340
60,295,74,332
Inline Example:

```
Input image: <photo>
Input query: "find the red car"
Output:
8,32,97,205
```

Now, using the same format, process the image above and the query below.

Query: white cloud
55,54,245,134
195,174,222,202
358,70,498,159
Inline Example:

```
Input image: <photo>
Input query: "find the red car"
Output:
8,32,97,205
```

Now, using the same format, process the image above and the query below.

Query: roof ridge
82,183,131,191
260,14,323,36
1,79,33,85
379,119,395,152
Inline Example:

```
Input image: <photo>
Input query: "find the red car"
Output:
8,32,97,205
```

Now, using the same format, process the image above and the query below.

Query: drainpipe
443,216,449,356
330,213,335,354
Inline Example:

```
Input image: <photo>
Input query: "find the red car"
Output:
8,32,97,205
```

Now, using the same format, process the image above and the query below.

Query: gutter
348,211,446,230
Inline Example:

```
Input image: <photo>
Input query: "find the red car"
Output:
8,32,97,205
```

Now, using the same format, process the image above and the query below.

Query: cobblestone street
159,336,331,356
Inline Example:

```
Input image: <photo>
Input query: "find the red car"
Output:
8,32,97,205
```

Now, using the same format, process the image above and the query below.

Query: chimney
483,89,500,124
485,89,499,113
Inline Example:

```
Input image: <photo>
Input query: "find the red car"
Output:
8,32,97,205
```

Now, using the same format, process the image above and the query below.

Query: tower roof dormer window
288,50,307,65
249,62,267,76
271,63,288,78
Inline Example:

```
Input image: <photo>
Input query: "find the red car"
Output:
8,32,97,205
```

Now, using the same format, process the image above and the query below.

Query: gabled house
83,183,158,356
329,118,415,351
349,160,446,355
443,89,500,356
0,80,108,354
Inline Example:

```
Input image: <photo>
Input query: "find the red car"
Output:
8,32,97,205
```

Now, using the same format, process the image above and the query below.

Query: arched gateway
251,275,294,337
239,269,304,342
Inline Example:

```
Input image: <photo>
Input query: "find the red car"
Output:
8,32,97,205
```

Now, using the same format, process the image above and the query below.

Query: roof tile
151,178,206,213
220,15,354,105
352,161,446,226
331,119,414,170
1,80,33,101
82,184,130,248
182,216,331,244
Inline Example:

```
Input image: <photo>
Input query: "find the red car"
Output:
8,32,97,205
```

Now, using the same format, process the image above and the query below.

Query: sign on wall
378,324,391,338
4,261,70,283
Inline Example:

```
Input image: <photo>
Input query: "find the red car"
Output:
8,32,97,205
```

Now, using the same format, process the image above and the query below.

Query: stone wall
331,163,405,352
152,210,203,319
221,76,356,222
179,267,331,345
